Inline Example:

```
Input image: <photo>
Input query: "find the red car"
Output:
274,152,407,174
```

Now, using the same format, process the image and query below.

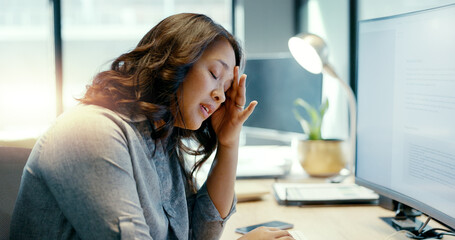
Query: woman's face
175,38,236,130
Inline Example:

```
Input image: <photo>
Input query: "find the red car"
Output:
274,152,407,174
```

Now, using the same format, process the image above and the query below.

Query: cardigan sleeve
187,182,237,240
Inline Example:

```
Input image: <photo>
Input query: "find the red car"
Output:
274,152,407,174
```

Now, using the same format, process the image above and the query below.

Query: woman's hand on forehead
211,66,257,147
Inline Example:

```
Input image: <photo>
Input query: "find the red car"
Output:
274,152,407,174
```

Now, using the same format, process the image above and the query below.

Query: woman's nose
211,86,226,103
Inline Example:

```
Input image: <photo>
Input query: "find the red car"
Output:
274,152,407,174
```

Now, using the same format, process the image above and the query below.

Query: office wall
358,0,455,20
301,0,350,140
234,0,296,56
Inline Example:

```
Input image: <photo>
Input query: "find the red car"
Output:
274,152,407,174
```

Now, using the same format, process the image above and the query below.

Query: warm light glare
288,37,323,74
0,85,55,140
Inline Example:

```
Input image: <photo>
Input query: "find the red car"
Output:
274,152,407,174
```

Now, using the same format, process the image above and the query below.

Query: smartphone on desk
235,220,294,234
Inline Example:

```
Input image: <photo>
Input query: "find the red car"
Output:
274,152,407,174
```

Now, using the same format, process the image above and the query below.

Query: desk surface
222,179,440,240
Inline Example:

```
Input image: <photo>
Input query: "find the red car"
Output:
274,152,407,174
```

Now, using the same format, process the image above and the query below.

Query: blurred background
0,0,351,146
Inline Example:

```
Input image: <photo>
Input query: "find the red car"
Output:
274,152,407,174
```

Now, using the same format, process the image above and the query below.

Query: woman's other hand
237,227,295,240
211,66,257,147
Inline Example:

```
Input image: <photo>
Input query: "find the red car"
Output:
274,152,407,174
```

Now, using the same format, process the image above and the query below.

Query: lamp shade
288,33,329,74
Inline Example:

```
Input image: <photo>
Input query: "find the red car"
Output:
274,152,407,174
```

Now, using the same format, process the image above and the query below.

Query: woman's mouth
200,104,210,118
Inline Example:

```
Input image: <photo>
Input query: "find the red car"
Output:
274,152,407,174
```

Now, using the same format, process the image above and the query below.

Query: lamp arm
323,64,357,174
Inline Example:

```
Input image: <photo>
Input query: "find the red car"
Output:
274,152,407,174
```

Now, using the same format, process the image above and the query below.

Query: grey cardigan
10,104,235,239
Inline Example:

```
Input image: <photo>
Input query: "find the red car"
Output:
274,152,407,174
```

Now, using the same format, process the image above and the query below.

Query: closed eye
210,71,218,79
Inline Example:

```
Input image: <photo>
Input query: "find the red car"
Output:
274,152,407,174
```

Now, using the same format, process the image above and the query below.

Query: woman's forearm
205,141,239,218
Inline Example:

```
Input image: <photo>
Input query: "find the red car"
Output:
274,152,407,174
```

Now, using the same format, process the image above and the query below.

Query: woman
10,13,293,239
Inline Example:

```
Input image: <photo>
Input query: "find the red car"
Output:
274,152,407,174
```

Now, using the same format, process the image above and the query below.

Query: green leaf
319,98,329,120
294,99,319,126
293,98,330,140
293,98,322,139
292,109,308,133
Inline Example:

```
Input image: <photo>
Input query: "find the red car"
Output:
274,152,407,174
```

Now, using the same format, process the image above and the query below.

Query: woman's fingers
235,73,247,108
228,66,240,100
275,230,294,239
258,227,295,239
229,66,246,108
271,230,294,240
239,100,258,121
237,226,295,240
223,66,257,124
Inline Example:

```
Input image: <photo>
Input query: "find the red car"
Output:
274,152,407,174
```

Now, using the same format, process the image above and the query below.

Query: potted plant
293,98,346,177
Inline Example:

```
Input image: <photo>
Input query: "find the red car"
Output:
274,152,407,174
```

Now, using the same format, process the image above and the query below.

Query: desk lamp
288,33,357,174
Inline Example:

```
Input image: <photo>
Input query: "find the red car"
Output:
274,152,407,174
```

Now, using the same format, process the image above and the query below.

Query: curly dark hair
79,13,244,192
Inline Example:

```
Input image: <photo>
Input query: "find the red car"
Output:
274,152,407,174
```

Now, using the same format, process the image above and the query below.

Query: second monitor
243,56,322,136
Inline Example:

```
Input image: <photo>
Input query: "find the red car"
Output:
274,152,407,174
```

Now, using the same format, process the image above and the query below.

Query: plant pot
295,139,347,177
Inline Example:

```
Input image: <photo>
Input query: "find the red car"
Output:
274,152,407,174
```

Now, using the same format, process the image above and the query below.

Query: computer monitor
242,56,322,144
355,3,455,236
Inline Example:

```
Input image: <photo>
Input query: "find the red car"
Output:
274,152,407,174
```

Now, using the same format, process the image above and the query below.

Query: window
0,0,232,141
0,0,54,140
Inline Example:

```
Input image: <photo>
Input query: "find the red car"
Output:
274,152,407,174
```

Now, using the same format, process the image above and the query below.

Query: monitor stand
381,203,440,239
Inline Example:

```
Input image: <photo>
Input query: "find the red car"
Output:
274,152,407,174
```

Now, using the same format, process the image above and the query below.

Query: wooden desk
222,179,411,240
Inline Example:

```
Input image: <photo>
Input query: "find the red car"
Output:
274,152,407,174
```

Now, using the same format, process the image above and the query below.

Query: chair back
0,147,31,240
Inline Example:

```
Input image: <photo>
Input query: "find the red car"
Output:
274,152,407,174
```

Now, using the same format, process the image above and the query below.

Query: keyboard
289,230,308,240
273,182,379,205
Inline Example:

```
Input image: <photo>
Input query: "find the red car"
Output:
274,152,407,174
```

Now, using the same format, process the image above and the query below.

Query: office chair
0,146,31,240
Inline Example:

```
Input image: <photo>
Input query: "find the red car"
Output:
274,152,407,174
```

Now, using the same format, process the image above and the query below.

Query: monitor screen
355,3,455,230
243,56,322,135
